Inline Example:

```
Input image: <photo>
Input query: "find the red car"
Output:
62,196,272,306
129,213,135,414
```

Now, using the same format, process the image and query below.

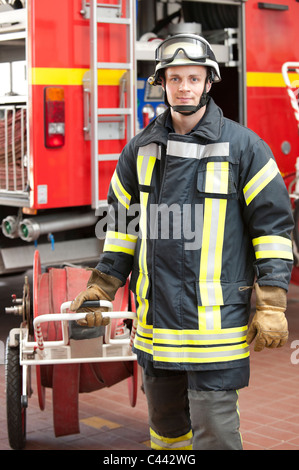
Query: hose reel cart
5,250,138,450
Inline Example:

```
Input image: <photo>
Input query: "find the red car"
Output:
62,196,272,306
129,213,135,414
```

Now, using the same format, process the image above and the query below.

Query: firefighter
71,34,294,450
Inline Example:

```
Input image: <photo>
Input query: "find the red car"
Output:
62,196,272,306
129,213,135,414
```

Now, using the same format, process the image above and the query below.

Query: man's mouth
178,97,192,103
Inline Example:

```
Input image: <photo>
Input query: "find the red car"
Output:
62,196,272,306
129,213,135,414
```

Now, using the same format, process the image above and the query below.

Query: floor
1,282,299,451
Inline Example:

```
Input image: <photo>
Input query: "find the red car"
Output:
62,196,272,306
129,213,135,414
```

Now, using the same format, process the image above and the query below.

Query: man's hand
70,284,111,327
247,284,288,352
70,269,123,328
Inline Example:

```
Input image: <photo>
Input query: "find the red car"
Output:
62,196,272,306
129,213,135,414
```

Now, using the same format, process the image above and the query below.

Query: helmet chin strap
172,91,209,115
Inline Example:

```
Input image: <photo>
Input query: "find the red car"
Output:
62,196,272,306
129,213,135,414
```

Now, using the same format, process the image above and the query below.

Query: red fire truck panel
245,0,299,178
28,0,128,209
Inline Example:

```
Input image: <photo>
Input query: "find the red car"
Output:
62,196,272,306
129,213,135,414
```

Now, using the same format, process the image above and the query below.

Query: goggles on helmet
155,35,213,65
148,34,221,86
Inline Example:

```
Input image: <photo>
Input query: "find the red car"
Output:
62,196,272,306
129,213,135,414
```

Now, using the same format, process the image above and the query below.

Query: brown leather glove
70,269,122,327
247,283,288,352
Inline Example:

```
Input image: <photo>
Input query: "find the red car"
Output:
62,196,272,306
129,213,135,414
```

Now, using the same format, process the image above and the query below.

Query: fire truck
0,0,298,278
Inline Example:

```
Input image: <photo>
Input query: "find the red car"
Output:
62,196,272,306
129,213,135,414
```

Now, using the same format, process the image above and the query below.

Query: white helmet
148,34,221,115
148,33,221,86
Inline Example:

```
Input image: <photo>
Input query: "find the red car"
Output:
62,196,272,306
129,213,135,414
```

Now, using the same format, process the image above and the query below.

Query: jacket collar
192,97,223,142
135,97,223,148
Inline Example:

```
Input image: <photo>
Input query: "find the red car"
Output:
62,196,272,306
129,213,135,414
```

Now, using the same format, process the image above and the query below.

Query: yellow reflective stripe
252,235,293,260
134,324,249,363
136,192,150,297
199,197,227,306
103,230,137,255
243,159,279,206
153,343,249,364
136,153,156,323
30,67,126,86
198,305,206,331
255,250,293,259
150,428,193,451
247,71,299,88
111,170,131,209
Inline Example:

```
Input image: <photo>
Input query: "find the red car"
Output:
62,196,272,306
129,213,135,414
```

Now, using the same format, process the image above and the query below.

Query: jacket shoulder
222,117,262,146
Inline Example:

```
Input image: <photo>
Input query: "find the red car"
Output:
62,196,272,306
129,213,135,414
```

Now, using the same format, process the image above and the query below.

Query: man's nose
178,79,190,91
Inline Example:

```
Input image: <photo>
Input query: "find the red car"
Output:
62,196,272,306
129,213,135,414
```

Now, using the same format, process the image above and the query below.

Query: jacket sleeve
95,138,140,284
240,137,294,291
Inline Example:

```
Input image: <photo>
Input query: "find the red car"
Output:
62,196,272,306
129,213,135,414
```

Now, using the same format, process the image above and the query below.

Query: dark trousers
142,363,249,450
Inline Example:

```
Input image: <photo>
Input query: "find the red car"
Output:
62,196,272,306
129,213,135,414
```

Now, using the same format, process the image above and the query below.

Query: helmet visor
155,35,210,64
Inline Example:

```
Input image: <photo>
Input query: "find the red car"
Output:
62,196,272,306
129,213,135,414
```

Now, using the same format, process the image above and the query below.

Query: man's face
164,65,211,110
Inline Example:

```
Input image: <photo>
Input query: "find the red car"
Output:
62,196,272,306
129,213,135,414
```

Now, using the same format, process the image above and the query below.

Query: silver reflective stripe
254,242,292,254
167,140,229,159
137,323,153,337
138,143,161,159
153,346,249,360
204,142,229,158
252,235,293,260
134,334,153,354
205,306,215,330
153,328,247,344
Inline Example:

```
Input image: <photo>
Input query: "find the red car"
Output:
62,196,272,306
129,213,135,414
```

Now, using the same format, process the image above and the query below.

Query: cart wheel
5,338,27,450
33,250,46,410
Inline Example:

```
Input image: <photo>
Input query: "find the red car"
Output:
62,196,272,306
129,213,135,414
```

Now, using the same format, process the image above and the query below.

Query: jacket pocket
196,279,252,307
197,160,237,198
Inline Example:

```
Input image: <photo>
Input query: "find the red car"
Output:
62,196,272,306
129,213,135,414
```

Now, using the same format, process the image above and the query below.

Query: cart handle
32,300,137,354
32,300,136,326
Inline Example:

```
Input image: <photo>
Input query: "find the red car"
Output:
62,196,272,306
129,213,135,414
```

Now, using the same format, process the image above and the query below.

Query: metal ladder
81,0,136,209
